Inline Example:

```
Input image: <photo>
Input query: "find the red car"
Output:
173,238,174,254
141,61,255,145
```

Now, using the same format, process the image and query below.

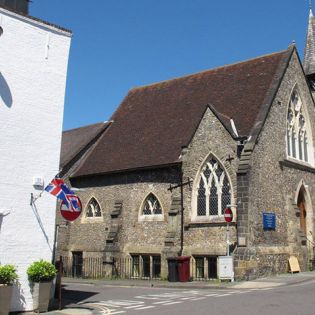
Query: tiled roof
73,48,292,178
60,122,110,170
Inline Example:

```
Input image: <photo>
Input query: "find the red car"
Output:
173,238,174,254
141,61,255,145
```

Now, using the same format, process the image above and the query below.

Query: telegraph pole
168,173,192,256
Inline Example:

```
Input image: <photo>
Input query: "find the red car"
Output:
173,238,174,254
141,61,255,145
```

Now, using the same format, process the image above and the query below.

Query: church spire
304,6,315,75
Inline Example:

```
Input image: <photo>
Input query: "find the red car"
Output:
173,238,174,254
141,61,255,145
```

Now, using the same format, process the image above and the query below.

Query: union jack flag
45,178,80,211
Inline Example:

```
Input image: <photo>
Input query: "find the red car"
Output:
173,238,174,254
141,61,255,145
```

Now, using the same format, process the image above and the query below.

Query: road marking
181,296,199,300
135,296,161,300
161,301,183,305
153,300,174,304
134,305,156,310
124,305,147,309
216,293,231,297
205,294,220,297
108,311,126,314
259,287,273,291
100,300,143,306
190,297,207,300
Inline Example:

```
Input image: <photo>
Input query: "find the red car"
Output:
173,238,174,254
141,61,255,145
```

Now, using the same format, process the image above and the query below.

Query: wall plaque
263,212,276,230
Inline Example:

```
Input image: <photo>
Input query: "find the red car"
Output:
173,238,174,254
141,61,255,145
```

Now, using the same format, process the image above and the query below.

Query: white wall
0,8,71,311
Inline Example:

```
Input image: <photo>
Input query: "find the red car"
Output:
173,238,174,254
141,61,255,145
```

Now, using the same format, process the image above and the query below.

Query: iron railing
60,255,219,281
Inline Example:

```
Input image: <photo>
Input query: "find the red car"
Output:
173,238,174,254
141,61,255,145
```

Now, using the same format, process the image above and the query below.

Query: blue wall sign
263,212,276,230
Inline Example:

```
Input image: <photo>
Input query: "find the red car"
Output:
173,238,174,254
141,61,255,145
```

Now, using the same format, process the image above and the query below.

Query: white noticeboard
218,256,234,281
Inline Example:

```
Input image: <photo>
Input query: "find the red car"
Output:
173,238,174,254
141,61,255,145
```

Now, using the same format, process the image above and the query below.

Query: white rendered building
0,2,71,311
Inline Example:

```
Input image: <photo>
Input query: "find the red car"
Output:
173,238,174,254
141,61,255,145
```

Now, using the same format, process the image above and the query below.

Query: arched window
142,193,162,215
86,197,102,217
195,156,231,217
287,90,311,163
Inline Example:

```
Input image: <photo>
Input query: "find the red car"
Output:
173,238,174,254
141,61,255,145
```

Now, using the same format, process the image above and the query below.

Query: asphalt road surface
61,279,315,315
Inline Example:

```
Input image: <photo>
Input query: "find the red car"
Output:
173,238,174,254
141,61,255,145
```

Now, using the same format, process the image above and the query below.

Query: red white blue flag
45,178,80,212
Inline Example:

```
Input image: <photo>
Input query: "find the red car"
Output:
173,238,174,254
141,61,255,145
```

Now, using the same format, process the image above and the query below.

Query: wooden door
298,195,307,234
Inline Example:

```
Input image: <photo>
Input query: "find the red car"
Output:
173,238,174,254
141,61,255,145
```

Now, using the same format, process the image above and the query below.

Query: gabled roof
72,47,293,178
60,122,111,171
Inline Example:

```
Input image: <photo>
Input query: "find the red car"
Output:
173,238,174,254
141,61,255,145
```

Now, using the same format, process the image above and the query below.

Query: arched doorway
297,188,307,235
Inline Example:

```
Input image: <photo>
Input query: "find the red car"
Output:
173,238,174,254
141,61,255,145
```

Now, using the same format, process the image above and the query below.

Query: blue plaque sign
263,212,276,230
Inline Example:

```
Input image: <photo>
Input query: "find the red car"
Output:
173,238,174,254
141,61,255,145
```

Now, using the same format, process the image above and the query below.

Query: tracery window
86,197,102,217
287,90,310,163
142,193,162,215
196,156,231,217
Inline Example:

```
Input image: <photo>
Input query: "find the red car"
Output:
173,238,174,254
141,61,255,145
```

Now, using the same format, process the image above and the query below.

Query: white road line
161,301,183,305
109,311,126,315
216,293,231,297
124,305,147,309
205,294,220,297
135,296,161,300
153,300,173,304
181,296,199,300
190,297,207,300
134,306,156,310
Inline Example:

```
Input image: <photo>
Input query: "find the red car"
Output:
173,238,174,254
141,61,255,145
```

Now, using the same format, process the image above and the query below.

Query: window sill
279,159,315,173
138,215,165,222
187,217,236,229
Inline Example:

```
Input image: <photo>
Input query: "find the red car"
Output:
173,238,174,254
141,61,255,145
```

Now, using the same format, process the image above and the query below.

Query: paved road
61,277,315,315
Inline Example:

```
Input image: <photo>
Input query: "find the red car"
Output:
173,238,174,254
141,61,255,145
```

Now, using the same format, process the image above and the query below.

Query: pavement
16,271,315,314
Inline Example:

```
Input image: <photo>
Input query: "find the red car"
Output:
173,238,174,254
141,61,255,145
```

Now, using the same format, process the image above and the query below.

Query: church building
57,9,315,280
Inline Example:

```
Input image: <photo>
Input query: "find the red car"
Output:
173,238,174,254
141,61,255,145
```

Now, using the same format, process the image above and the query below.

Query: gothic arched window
86,197,102,217
287,90,311,163
142,193,162,215
195,156,231,218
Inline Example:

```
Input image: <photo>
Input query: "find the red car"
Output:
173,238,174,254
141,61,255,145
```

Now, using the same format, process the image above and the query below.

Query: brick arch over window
85,197,102,218
192,154,233,221
286,87,313,164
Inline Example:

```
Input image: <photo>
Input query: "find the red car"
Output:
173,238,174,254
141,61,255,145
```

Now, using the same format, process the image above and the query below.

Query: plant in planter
0,264,18,315
27,260,57,312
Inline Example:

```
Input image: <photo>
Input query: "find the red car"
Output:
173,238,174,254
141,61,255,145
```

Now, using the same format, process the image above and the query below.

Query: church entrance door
297,190,307,235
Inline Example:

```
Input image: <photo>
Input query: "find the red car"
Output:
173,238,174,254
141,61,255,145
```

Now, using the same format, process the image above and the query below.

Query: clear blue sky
31,0,311,131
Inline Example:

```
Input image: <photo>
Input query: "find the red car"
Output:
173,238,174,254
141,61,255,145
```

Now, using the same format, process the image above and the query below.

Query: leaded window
196,157,231,217
287,90,310,163
142,193,162,215
86,198,102,217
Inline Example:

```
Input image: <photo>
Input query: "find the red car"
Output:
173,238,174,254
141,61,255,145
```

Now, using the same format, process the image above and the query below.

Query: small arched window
86,197,102,217
287,90,311,163
142,193,162,215
195,156,231,217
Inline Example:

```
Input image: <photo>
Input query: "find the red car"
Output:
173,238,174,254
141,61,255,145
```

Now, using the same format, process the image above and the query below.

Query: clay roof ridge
245,45,295,149
129,49,288,92
63,121,109,133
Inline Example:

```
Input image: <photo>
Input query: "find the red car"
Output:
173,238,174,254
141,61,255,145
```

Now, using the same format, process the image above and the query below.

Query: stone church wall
181,108,239,257
235,52,315,279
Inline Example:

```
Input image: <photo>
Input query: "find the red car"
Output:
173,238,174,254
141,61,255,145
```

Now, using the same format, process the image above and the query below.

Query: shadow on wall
30,201,52,253
11,284,27,312
0,72,13,108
